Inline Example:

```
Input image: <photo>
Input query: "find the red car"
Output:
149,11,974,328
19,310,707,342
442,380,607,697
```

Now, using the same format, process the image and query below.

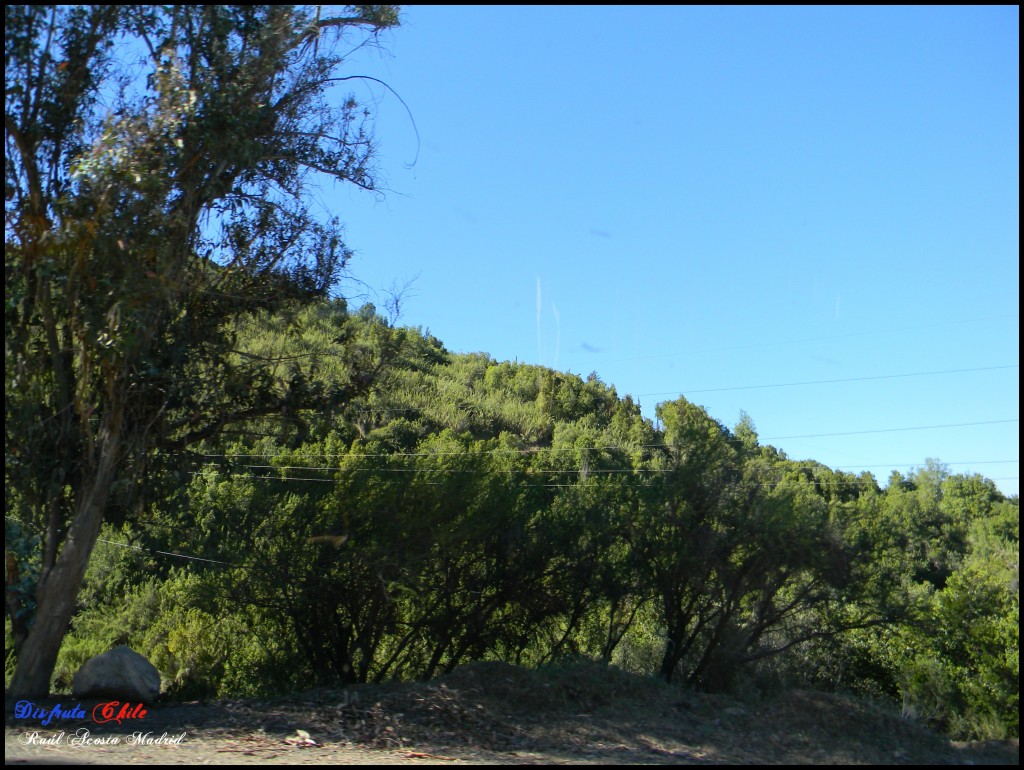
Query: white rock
72,646,161,702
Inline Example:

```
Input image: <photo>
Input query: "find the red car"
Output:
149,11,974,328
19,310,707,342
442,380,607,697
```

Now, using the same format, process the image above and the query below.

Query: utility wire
190,471,1019,489
762,419,1018,440
96,537,238,567
271,353,1020,417
2,516,242,569
328,361,1019,413
595,314,1020,365
192,459,1019,475
637,364,1018,397
192,419,1018,460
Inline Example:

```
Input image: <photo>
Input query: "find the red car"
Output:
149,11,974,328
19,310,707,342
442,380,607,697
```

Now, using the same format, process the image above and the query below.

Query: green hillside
10,300,1016,742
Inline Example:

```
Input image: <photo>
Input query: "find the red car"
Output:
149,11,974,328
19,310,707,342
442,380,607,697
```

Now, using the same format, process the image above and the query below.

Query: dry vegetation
5,661,1018,765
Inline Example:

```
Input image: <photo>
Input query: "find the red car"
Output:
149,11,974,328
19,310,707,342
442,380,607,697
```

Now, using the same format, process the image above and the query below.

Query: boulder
72,646,161,702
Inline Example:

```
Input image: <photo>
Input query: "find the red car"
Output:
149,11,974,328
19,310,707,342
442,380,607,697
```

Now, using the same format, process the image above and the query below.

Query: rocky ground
5,661,1019,765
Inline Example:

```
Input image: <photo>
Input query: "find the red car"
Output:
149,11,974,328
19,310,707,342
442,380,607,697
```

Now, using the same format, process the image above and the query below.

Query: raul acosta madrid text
18,729,187,747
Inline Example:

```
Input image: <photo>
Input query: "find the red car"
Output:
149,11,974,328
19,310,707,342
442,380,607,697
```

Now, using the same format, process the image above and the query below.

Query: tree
5,4,400,697
633,398,879,688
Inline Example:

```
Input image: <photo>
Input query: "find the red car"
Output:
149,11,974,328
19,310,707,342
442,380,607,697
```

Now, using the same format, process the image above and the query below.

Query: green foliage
795,468,1019,739
31,300,1017,738
40,8,1019,732
899,554,1018,739
5,3,402,697
12,3,1011,727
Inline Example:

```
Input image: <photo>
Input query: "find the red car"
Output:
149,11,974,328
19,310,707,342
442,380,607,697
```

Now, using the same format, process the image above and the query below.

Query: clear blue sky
326,5,1019,496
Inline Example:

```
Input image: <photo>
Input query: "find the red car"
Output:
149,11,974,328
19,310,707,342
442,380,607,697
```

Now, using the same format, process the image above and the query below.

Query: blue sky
325,5,1019,496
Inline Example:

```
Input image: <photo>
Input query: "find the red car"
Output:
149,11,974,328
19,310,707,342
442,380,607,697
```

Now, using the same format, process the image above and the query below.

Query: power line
534,478,1019,488
762,419,1018,440
193,459,1019,476
193,419,1018,461
191,471,1019,489
637,364,1018,397
2,516,242,569
323,362,1019,412
593,314,1020,365
96,537,238,567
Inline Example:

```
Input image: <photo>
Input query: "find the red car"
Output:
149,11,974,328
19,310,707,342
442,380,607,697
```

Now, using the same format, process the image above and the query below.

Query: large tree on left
5,4,400,697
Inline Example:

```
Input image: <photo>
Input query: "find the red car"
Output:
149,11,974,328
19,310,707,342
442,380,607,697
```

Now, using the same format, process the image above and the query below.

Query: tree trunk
659,614,683,683
5,552,29,655
7,425,122,698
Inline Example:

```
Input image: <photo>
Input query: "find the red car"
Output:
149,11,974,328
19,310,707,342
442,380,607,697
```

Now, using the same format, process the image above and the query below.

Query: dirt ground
5,662,1019,765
